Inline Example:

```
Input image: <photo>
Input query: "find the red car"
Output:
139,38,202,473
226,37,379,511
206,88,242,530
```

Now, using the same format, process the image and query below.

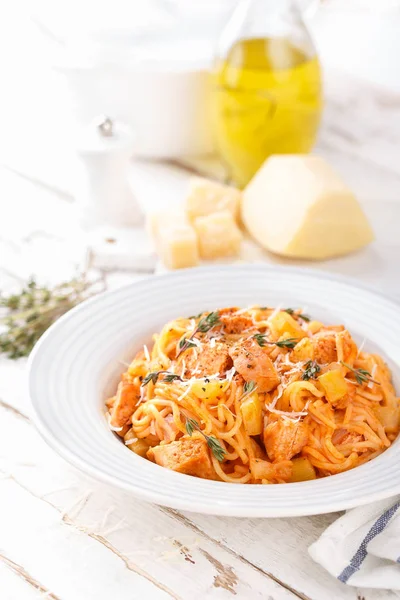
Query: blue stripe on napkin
338,500,400,584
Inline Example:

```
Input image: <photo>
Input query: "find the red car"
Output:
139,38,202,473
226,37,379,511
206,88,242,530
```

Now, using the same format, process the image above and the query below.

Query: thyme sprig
284,308,311,322
341,362,381,386
185,417,226,462
253,333,299,349
141,370,183,387
0,275,104,359
243,380,256,394
302,360,321,380
176,311,221,357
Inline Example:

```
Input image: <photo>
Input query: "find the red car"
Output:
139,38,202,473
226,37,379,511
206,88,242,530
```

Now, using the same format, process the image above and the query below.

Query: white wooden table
1,71,400,600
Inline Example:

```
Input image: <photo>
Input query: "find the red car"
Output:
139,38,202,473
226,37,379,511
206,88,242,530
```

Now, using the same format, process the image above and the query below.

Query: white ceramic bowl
29,266,400,517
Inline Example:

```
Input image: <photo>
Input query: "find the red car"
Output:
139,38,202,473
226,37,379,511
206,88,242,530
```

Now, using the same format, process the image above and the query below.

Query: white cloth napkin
309,496,400,589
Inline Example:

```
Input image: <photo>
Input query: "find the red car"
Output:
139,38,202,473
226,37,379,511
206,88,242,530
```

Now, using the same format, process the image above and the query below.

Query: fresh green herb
163,373,183,383
275,338,299,349
141,370,183,386
0,275,104,359
244,380,256,394
176,311,220,358
284,308,311,322
197,311,221,333
253,333,299,349
185,418,197,436
185,417,226,462
340,362,381,386
259,306,268,310
253,333,268,347
179,337,198,350
205,436,226,462
141,371,162,386
188,312,203,320
302,360,321,381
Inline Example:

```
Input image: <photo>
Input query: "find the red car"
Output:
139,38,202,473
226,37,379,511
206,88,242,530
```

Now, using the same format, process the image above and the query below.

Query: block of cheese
185,177,241,224
194,210,242,260
148,211,199,269
147,211,187,249
242,155,374,260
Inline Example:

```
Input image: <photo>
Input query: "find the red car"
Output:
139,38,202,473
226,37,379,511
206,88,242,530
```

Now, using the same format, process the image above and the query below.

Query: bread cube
194,210,242,259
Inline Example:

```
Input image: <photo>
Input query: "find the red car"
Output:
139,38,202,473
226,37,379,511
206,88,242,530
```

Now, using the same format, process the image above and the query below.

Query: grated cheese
267,405,309,418
180,359,186,378
225,367,236,382
357,337,367,358
125,437,138,445
267,384,284,411
106,412,124,432
267,305,281,323
178,382,193,401
368,363,378,389
143,345,151,362
190,337,202,349
118,359,130,368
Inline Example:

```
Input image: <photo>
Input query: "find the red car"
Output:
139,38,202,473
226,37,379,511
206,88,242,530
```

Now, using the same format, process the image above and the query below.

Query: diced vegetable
269,311,306,339
241,391,263,435
375,405,400,433
249,437,265,459
124,431,150,458
290,338,314,362
250,458,273,480
307,321,324,334
191,378,230,400
289,457,317,482
318,369,348,403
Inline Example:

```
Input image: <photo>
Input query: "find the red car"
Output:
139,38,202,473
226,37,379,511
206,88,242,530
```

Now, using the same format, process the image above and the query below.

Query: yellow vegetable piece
124,431,150,458
241,391,263,436
318,369,348,403
290,337,314,362
191,378,230,400
269,311,306,339
250,458,272,481
375,405,400,433
289,457,317,482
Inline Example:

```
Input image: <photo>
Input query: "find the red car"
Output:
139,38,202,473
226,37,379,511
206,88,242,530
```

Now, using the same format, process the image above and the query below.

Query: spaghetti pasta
106,306,400,484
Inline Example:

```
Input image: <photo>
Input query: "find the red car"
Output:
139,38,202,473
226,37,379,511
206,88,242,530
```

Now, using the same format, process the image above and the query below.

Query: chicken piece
147,439,216,479
105,395,116,409
229,338,279,392
331,428,363,448
218,307,254,335
176,340,233,378
336,330,358,365
110,380,140,428
263,416,309,462
312,333,337,364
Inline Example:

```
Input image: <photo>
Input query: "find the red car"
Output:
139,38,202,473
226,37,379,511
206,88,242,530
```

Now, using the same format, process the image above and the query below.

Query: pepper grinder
75,116,143,228
75,117,156,272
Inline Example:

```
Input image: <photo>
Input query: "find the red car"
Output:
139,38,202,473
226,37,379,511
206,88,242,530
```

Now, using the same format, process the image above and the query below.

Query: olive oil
212,37,322,187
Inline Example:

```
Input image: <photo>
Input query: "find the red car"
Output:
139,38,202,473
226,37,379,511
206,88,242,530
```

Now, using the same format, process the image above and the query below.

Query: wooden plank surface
1,70,400,600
